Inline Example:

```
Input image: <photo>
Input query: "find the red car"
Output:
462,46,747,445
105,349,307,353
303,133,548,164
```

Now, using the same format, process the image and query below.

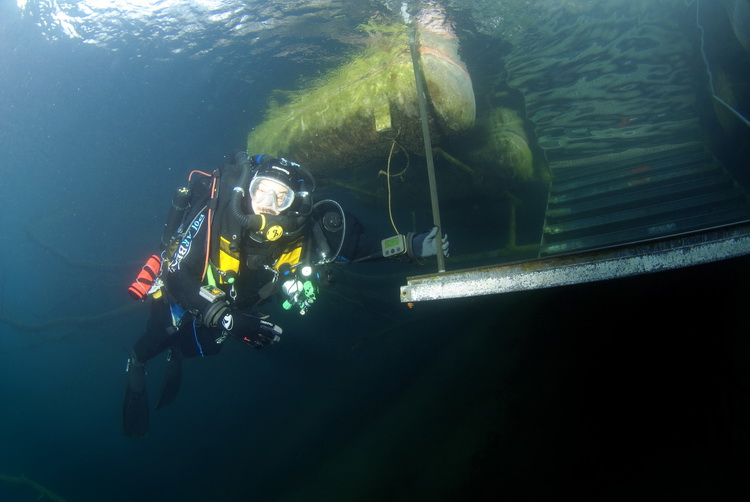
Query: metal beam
400,224,750,303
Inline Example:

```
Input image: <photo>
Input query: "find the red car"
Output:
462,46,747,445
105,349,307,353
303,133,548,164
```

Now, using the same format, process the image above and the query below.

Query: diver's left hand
414,226,449,258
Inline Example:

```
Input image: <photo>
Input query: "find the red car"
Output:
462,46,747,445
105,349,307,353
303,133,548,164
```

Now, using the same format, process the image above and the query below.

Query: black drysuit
132,158,380,362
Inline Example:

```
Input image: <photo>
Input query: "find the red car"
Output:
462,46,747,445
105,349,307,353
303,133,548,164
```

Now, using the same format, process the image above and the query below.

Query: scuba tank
161,186,192,251
128,186,192,301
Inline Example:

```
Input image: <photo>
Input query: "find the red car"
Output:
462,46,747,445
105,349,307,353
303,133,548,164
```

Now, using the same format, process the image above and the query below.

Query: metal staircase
540,143,750,256
498,6,750,257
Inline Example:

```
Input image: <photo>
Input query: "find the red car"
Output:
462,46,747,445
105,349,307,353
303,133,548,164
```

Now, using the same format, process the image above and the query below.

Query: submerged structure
402,0,750,302
246,8,475,176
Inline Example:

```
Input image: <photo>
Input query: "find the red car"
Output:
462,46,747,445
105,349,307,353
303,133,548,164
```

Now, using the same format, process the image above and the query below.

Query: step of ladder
540,143,750,256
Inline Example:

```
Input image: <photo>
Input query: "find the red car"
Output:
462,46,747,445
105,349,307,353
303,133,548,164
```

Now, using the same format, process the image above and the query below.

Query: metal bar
407,22,446,273
400,224,750,302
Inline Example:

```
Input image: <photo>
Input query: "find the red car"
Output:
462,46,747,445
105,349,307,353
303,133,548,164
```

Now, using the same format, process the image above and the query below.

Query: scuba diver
123,151,449,437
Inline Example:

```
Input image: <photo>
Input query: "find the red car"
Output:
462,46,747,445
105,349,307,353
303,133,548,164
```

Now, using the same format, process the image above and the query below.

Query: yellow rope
385,140,400,234
378,135,409,235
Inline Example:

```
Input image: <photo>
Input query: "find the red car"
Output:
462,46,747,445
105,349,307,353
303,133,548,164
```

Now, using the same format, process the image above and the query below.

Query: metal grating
540,143,750,256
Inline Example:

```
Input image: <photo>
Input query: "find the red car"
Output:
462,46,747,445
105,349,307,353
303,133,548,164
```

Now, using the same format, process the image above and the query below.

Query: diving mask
249,176,295,215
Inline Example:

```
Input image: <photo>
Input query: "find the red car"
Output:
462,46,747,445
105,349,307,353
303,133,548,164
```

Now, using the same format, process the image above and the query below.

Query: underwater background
2,0,750,500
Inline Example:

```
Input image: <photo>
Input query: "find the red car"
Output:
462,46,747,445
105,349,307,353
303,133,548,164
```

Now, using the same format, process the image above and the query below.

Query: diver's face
250,178,291,215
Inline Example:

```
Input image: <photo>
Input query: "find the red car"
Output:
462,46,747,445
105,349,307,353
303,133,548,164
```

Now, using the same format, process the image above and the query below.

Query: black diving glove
226,312,283,350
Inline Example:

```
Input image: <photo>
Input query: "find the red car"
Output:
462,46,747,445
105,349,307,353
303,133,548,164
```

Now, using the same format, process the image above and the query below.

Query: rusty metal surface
401,224,750,302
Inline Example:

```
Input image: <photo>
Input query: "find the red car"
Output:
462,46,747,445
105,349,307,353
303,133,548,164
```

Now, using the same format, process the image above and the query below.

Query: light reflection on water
15,0,334,57
13,0,627,63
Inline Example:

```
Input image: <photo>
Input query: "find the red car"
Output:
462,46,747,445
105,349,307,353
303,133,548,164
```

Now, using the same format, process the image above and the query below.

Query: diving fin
122,353,149,437
155,347,183,410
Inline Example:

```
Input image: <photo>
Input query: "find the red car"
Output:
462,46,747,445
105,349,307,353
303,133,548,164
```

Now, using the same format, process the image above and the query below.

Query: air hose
229,151,263,230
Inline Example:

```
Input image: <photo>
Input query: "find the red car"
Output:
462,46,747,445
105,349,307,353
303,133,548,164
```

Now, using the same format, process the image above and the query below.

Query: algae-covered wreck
246,7,476,177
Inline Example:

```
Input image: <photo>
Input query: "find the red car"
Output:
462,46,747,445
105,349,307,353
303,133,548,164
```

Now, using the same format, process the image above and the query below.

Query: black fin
155,348,183,410
122,355,149,437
